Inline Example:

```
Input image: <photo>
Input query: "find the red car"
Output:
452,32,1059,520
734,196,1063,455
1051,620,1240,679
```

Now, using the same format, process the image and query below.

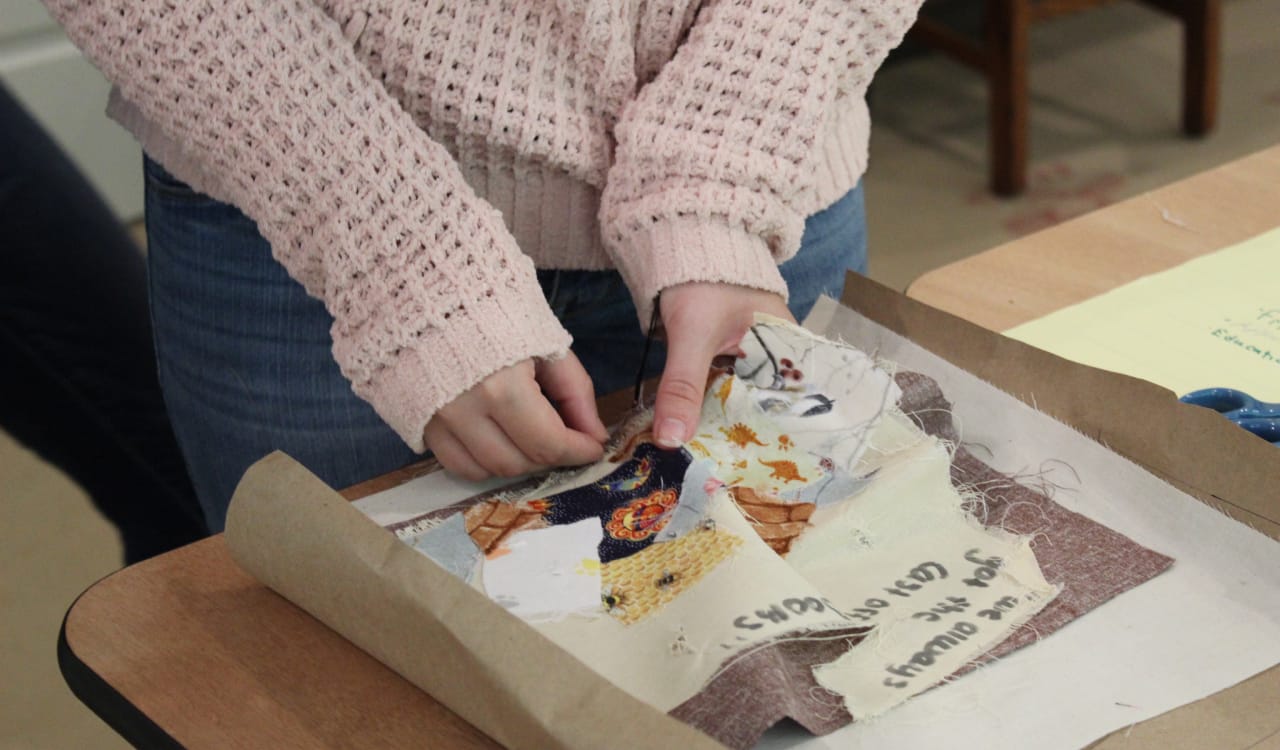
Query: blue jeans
145,156,866,530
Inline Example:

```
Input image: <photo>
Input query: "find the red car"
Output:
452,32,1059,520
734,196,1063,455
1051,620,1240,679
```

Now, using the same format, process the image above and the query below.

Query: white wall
1,0,144,220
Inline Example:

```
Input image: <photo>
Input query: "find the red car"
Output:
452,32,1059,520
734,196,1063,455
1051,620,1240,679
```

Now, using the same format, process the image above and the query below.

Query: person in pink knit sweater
45,0,921,530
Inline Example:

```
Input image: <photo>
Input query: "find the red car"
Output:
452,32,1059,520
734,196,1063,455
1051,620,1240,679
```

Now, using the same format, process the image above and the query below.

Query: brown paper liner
225,452,724,750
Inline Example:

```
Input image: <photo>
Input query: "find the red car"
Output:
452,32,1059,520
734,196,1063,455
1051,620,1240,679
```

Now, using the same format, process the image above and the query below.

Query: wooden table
908,144,1280,330
61,146,1280,748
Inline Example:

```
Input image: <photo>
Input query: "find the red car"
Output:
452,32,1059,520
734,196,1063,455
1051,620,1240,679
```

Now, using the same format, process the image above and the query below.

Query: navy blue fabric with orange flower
539,442,692,563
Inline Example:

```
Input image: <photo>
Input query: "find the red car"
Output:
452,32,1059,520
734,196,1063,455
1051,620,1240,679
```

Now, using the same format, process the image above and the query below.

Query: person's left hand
652,282,794,448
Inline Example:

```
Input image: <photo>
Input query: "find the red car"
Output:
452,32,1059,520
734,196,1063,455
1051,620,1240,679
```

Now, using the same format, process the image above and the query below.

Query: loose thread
633,295,662,407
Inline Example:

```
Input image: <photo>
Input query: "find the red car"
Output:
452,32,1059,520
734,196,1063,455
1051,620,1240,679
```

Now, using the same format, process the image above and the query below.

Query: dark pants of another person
0,84,207,564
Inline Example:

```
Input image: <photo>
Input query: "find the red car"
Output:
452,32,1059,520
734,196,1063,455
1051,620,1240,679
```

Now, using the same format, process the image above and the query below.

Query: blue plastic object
1180,388,1280,446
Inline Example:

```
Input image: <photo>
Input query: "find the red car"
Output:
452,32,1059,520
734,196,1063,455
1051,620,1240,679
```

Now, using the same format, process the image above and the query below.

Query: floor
3,1,1278,747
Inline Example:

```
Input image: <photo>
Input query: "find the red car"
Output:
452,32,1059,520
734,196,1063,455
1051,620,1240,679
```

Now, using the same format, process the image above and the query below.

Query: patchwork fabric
381,318,1174,750
657,368,1174,748
599,524,743,625
481,519,604,622
892,371,1175,675
536,441,693,563
463,498,549,554
952,447,1174,663
409,514,483,583
669,626,869,748
728,486,815,556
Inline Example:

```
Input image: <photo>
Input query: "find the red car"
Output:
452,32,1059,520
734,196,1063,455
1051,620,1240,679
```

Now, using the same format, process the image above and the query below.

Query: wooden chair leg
1181,0,1220,135
987,0,1030,196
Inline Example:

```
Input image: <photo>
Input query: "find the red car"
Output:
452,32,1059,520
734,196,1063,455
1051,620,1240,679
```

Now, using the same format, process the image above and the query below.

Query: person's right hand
422,354,609,481
651,282,795,448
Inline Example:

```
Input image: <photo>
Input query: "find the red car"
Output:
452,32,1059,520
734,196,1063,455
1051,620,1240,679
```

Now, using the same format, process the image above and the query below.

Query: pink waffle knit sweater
46,0,920,451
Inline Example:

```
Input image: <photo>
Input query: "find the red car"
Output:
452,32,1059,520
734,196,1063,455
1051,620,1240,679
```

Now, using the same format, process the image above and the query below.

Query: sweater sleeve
600,0,921,322
43,0,571,452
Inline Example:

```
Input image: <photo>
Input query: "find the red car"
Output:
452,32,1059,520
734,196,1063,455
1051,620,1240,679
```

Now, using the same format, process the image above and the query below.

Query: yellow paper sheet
1006,226,1280,401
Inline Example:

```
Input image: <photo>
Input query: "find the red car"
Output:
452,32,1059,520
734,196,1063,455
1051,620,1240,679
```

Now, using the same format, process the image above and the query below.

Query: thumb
653,322,718,449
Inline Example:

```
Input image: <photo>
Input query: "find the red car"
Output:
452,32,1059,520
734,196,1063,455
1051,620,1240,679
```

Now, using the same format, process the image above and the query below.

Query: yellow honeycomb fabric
600,527,742,625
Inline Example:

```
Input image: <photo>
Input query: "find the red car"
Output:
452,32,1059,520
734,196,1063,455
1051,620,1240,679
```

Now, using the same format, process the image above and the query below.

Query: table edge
58,579,186,750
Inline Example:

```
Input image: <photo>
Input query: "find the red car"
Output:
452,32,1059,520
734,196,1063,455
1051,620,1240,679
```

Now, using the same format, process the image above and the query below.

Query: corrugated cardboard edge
225,452,724,750
838,271,1280,749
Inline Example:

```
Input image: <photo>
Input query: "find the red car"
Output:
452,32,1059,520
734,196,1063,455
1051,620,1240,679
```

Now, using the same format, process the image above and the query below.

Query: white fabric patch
480,519,604,623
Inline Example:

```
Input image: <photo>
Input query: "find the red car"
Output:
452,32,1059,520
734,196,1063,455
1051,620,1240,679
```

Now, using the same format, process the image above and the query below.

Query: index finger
493,386,605,468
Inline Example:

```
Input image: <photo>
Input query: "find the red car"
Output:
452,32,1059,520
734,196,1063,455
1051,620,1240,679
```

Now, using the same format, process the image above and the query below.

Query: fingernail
656,418,686,448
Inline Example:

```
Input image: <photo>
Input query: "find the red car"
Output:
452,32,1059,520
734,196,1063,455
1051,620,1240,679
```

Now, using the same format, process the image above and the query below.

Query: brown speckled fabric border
669,626,869,748
895,371,1174,666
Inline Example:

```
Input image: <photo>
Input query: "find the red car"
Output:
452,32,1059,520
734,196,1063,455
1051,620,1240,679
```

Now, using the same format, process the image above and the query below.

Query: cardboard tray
226,274,1280,749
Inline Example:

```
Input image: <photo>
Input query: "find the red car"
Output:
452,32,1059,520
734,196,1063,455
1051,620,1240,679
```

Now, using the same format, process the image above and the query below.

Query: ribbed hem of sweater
811,96,871,217
110,89,616,271
353,282,573,453
110,88,870,275
610,218,789,327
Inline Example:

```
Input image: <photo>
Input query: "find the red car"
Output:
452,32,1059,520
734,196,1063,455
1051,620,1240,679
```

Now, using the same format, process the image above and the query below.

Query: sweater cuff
611,218,789,327
352,280,572,453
